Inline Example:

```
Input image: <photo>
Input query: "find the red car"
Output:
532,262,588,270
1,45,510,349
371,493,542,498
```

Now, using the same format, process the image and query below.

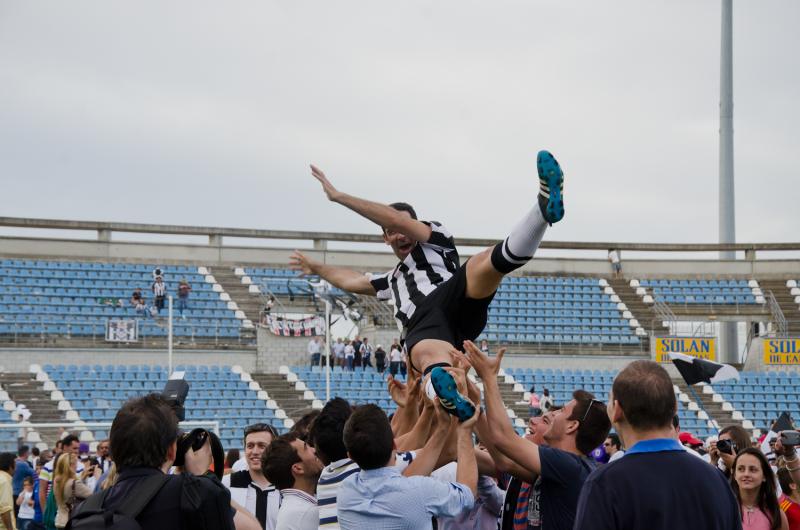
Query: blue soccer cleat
537,150,565,224
430,367,476,422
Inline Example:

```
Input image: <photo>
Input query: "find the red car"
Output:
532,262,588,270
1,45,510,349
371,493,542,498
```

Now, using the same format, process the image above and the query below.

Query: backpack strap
116,473,171,518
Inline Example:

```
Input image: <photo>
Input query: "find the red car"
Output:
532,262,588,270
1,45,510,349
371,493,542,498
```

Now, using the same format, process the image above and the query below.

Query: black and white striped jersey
369,221,460,330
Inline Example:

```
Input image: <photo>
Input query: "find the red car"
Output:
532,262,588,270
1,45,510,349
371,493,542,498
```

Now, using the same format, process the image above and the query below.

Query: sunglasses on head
580,398,603,423
244,423,279,438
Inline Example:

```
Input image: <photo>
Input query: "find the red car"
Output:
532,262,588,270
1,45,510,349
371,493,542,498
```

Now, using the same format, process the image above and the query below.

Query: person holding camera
70,394,235,530
710,425,753,477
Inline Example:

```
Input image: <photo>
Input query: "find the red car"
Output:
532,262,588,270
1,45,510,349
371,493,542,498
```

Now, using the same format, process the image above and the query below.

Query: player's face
383,211,417,260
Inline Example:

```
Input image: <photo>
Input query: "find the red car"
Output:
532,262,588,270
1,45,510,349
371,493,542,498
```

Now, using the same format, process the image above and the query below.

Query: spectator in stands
778,468,800,530
374,344,387,373
262,433,323,530
0,453,15,530
351,336,363,368
573,360,740,530
53,453,97,528
131,288,147,315
608,249,621,276
332,338,345,368
13,445,33,516
177,279,192,318
711,425,753,477
337,404,477,529
479,339,489,354
466,340,611,530
604,433,624,463
83,393,235,530
399,348,407,378
39,434,80,513
15,476,34,530
540,388,554,413
343,340,355,371
359,337,373,369
529,386,541,417
152,276,167,314
389,341,403,376
307,337,321,367
731,448,788,530
222,423,280,530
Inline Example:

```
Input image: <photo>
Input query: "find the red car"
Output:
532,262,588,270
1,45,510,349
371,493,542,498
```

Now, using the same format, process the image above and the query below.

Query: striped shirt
369,221,459,330
223,470,280,530
318,452,415,529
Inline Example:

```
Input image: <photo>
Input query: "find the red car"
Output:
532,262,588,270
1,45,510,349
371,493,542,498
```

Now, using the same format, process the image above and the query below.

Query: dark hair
0,453,15,472
612,361,676,431
110,393,179,472
62,434,80,448
606,433,622,450
730,448,782,530
672,414,680,430
262,433,300,490
18,445,29,457
225,449,240,469
719,425,751,455
291,410,320,443
22,476,33,486
567,390,612,455
388,202,417,220
778,467,796,495
243,423,278,445
343,404,393,470
308,398,352,466
31,447,40,457
54,440,63,449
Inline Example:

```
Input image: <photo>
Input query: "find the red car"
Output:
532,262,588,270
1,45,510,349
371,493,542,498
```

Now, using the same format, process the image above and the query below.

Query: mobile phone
780,430,800,446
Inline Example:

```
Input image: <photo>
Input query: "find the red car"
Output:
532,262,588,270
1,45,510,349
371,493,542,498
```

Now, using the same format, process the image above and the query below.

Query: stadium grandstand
0,216,798,456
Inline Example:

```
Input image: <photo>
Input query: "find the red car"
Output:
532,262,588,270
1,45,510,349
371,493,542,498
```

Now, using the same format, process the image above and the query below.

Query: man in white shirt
307,338,321,367
604,433,625,463
223,423,281,530
262,433,323,530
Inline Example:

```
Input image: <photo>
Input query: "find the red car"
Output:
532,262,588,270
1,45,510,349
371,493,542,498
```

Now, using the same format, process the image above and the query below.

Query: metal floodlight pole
168,295,173,375
718,0,738,363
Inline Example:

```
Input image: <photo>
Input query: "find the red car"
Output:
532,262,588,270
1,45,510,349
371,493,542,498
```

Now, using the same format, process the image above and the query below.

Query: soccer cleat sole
430,367,476,422
537,150,565,224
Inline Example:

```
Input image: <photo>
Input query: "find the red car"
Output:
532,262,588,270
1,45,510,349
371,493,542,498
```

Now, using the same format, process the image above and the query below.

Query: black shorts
404,261,495,371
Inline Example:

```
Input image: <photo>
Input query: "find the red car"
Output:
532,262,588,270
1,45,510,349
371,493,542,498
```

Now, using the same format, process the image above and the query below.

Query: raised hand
463,340,505,380
310,164,342,202
387,375,409,408
289,250,316,276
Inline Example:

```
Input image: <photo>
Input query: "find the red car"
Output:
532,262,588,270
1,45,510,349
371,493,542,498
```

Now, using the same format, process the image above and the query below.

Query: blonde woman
53,454,99,528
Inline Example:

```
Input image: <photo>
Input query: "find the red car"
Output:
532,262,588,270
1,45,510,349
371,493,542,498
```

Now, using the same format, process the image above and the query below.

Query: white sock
491,204,548,273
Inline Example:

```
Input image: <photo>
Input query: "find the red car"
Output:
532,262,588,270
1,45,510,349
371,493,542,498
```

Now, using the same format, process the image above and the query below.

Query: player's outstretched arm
310,164,432,243
290,250,376,296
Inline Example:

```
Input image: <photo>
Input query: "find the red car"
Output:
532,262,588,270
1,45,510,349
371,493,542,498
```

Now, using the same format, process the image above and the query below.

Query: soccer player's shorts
403,261,496,373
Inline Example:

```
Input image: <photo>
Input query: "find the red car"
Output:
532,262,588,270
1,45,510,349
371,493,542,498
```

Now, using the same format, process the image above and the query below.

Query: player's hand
310,164,343,202
289,250,316,276
463,340,505,380
387,375,408,408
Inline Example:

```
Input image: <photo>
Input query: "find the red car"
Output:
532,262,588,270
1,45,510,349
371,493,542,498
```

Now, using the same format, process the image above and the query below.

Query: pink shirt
741,505,773,530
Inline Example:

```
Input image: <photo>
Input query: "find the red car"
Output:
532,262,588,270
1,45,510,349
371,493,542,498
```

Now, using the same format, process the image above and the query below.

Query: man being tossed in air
290,151,564,420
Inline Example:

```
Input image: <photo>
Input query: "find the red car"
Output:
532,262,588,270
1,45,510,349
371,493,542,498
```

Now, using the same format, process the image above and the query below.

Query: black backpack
66,474,170,530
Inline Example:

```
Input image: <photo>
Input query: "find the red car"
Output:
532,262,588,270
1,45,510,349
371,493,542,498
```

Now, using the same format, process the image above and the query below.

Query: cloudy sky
1,1,798,249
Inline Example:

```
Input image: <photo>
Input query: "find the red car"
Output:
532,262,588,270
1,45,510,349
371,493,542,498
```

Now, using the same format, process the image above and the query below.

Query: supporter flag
669,352,740,385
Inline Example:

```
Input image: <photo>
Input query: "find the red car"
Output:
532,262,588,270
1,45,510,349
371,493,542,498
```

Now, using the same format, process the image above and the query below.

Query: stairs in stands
0,372,67,448
211,267,257,341
608,278,671,339
759,280,800,335
250,373,311,421
672,378,741,431
496,376,529,420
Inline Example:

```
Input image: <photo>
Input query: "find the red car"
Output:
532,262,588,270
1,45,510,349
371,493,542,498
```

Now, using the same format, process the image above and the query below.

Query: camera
780,430,800,446
161,374,190,422
717,439,736,455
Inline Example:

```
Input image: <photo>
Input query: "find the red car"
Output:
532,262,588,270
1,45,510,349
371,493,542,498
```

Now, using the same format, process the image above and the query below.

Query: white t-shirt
18,490,35,519
275,489,318,530
344,345,355,358
608,450,625,463
389,347,403,363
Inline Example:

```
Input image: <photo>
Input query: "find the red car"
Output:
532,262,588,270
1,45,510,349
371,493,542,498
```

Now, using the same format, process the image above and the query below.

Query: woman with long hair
52,453,97,528
730,448,789,530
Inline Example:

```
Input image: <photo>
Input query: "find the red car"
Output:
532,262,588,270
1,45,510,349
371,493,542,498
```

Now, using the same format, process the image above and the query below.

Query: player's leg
466,150,564,300
409,338,477,421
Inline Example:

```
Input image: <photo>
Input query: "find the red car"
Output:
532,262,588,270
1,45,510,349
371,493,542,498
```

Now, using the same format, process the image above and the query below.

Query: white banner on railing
265,314,324,337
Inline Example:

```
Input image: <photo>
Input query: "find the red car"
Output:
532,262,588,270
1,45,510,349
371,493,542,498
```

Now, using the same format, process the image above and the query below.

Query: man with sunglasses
222,423,281,530
465,341,610,530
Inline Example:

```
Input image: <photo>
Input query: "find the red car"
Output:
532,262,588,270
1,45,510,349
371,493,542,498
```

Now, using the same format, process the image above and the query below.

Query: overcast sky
1,1,798,248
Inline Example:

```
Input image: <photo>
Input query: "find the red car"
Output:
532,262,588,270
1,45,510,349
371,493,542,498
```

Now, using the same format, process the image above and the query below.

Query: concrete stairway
608,278,670,339
250,373,311,421
0,372,67,448
672,378,740,431
759,280,800,335
209,266,257,342
496,376,529,420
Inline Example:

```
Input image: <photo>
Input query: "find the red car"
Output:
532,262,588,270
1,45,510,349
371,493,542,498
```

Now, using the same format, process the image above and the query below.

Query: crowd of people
310,336,408,377
0,348,797,529
129,268,192,319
